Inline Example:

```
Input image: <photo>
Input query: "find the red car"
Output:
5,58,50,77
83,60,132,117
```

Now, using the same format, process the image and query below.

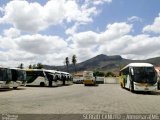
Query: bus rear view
120,63,157,92
83,71,96,86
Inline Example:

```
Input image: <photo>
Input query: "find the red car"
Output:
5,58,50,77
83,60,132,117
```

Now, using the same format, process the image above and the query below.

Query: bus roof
11,68,24,70
120,63,154,71
25,69,58,73
44,69,57,73
25,69,44,71
60,71,69,74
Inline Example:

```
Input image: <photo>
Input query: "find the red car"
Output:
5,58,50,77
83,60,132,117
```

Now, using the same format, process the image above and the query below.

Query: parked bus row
26,69,73,87
1,62,159,92
0,66,73,89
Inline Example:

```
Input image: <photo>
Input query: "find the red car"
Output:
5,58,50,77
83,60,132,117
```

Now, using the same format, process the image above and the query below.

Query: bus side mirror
131,68,134,75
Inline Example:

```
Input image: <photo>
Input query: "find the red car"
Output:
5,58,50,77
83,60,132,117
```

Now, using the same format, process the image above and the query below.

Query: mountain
43,54,160,74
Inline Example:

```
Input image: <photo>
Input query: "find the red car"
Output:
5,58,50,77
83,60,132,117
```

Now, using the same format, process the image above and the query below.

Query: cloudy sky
0,0,160,67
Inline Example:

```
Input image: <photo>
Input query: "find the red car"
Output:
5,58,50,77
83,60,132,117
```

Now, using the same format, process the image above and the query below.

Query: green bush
93,71,105,77
105,72,116,77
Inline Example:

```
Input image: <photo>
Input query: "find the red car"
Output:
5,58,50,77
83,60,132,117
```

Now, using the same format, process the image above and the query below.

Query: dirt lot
0,84,160,114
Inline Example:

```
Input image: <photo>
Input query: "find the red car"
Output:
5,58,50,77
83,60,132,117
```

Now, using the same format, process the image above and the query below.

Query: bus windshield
132,67,157,84
83,71,93,80
17,70,26,81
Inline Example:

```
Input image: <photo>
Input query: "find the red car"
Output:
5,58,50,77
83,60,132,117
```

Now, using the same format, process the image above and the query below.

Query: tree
37,63,43,69
65,57,69,72
32,64,37,69
18,63,24,69
28,64,32,69
93,71,105,77
72,55,77,73
105,71,116,77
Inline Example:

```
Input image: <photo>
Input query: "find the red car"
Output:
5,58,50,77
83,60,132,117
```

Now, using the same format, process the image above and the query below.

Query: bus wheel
158,82,160,90
129,82,134,92
120,83,123,88
40,82,45,87
13,87,17,89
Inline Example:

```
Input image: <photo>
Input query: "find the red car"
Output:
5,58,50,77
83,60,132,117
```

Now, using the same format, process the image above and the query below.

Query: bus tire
158,82,160,90
129,82,134,92
40,82,45,87
13,87,17,89
120,83,123,88
121,81,125,89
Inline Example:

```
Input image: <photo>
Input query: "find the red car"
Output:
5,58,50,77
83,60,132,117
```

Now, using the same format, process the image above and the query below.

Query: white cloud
143,14,160,34
3,28,20,38
0,34,71,67
0,51,8,61
69,22,160,61
65,23,80,35
93,0,112,5
16,34,68,55
0,0,100,33
72,31,98,49
127,16,142,23
65,0,98,23
98,34,160,60
0,36,17,50
0,21,160,67
0,0,67,33
84,0,112,5
68,22,132,62
99,22,132,43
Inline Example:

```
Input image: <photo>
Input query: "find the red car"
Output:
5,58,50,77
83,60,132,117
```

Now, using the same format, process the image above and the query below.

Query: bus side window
11,70,18,81
55,75,58,81
0,69,3,81
122,68,129,75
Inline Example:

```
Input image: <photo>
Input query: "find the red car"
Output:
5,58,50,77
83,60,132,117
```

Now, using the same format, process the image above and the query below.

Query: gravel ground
0,84,160,114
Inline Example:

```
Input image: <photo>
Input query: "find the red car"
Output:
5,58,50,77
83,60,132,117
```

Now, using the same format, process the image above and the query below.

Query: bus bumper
0,83,10,88
134,83,157,91
84,80,95,85
51,81,57,87
10,81,21,88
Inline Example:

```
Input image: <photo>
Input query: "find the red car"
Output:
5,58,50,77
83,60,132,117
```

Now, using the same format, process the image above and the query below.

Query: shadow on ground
124,88,160,95
0,87,26,92
0,88,12,92
133,91,160,95
13,87,26,90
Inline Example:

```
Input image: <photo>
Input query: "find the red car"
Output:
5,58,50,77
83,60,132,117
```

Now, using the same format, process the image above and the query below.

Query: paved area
0,84,160,114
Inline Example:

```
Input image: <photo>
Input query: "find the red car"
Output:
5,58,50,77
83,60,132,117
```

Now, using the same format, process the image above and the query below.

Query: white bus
25,69,72,87
0,66,26,89
119,63,158,92
26,69,59,87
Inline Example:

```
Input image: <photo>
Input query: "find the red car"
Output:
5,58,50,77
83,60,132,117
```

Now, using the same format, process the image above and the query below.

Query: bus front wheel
120,83,123,88
129,82,134,92
40,82,45,87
